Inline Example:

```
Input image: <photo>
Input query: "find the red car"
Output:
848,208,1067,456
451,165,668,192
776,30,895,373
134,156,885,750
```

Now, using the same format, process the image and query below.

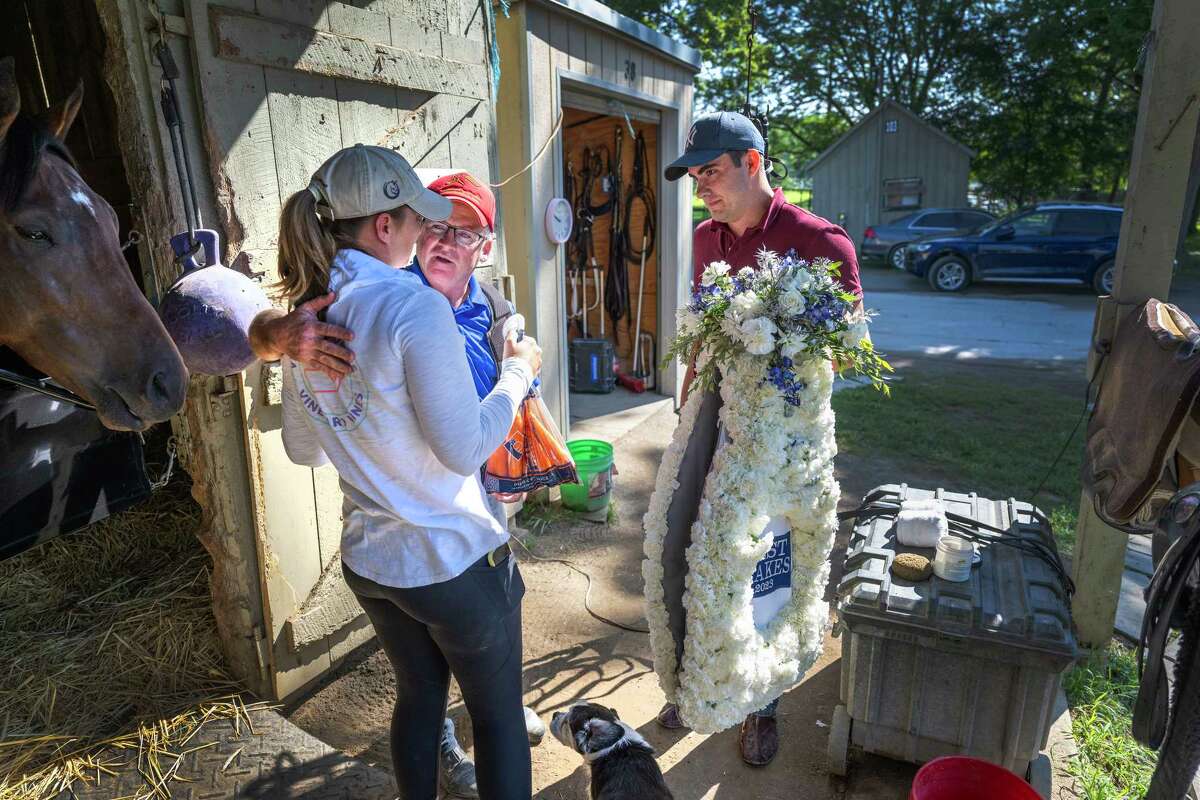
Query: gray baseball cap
665,111,765,181
308,144,452,222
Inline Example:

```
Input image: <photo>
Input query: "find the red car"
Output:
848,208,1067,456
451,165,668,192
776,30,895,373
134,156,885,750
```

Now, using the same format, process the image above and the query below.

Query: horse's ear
45,80,83,140
0,57,19,143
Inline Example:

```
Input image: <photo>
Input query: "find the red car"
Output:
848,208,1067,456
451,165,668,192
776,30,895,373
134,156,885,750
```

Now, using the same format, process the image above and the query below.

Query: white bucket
933,535,975,582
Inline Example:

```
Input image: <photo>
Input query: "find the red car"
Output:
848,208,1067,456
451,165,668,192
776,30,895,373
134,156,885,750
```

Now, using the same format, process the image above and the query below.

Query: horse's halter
0,185,142,413
0,360,95,409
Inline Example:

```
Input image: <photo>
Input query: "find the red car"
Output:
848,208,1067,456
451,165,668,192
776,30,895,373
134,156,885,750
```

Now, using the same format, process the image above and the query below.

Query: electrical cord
1029,350,1106,503
508,532,650,634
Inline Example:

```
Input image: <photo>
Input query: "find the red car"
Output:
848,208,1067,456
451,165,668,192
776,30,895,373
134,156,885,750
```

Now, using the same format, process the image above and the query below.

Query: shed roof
804,99,975,173
529,0,702,71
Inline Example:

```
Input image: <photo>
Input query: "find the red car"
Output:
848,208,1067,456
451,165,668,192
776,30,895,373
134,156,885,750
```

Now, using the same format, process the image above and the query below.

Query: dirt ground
285,355,1086,799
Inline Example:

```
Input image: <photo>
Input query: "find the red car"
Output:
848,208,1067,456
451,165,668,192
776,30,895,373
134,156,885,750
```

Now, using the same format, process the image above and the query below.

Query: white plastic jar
933,535,975,582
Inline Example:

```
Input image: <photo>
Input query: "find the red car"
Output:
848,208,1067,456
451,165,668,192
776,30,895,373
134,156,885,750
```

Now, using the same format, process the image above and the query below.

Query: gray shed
806,100,975,250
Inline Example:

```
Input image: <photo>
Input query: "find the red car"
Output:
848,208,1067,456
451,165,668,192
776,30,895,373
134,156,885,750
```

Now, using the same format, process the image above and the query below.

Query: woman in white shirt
275,144,541,800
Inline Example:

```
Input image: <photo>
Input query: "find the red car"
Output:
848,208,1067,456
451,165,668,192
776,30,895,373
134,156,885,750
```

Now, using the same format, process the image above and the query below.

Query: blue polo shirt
408,260,497,400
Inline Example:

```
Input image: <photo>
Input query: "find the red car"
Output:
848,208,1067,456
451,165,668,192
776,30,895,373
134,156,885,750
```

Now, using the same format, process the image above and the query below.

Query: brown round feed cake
891,552,933,581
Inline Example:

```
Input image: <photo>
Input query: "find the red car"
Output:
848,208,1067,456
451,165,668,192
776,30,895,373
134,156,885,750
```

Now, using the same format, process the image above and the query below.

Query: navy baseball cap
665,111,765,181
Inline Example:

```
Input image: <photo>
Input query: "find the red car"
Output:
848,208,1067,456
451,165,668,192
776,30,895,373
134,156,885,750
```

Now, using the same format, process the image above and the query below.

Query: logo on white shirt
295,365,370,432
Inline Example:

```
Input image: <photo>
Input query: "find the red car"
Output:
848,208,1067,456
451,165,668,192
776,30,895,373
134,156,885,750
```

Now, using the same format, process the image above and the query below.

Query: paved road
860,264,1200,362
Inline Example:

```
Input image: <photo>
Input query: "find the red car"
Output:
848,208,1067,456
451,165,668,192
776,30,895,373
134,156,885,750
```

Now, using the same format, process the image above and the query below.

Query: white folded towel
895,498,948,548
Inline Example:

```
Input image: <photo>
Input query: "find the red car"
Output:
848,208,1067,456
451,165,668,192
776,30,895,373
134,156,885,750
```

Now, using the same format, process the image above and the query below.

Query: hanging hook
605,99,637,139
745,0,756,111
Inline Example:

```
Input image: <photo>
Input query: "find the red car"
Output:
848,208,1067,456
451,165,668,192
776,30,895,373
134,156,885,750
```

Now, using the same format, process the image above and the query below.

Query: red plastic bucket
910,756,1040,800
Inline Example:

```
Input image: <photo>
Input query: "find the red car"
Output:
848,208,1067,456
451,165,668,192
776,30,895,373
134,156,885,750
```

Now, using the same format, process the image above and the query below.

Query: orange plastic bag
482,392,578,494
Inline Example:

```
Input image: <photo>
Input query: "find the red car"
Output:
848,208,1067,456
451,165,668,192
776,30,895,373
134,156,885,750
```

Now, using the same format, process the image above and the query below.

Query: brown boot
656,702,686,730
738,713,779,766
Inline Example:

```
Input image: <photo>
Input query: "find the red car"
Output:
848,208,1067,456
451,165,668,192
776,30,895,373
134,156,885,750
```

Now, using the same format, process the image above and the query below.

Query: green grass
831,368,1086,554
514,493,616,547
690,188,812,228
515,495,574,542
1062,643,1157,798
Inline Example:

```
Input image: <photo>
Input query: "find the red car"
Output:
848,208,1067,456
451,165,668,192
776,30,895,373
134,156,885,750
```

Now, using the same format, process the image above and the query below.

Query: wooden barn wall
877,109,971,223
811,114,880,246
91,0,500,700
187,0,498,700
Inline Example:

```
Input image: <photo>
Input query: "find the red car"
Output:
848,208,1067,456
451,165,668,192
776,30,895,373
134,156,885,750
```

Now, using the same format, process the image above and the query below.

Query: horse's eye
14,226,49,242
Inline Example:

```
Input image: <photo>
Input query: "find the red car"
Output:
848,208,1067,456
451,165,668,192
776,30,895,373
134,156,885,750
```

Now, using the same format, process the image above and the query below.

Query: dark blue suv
904,203,1122,293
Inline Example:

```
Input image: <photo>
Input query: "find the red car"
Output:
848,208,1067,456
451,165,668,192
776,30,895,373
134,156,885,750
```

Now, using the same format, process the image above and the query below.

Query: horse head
0,58,188,431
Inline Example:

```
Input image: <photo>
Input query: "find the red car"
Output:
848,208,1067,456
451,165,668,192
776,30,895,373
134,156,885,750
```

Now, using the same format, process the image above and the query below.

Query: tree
942,0,1150,205
604,0,1152,204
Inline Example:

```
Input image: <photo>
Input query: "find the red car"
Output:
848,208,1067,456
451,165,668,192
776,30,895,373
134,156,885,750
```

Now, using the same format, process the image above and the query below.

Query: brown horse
0,58,187,431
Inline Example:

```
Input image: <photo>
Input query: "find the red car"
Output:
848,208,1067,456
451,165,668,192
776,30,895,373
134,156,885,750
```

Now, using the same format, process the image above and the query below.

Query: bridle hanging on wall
565,146,613,338
604,125,630,331
620,130,657,269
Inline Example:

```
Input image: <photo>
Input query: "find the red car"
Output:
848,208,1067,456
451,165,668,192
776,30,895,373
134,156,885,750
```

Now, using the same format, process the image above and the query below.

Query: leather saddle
1081,299,1200,756
1083,299,1200,535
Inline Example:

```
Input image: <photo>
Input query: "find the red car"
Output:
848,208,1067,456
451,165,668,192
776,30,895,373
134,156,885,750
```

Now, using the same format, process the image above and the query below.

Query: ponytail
275,188,367,307
275,189,336,307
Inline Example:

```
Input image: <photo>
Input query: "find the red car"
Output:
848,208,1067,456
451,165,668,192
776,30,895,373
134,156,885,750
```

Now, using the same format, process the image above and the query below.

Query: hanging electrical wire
739,0,788,181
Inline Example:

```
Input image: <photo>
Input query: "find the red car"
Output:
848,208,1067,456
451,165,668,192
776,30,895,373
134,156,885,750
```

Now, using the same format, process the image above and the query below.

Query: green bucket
560,439,614,513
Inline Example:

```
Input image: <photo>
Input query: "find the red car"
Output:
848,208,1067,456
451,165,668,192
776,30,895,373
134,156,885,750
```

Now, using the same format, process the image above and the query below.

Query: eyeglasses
424,221,491,248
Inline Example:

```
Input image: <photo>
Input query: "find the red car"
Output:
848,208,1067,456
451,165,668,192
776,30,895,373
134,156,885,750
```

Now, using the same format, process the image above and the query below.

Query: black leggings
343,554,530,800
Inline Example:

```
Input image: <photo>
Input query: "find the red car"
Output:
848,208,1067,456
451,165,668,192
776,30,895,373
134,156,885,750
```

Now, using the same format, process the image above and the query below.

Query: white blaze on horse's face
69,186,95,218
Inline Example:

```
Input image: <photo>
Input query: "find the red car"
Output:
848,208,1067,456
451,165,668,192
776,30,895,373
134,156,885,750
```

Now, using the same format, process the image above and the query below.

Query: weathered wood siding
811,112,881,246
95,0,501,700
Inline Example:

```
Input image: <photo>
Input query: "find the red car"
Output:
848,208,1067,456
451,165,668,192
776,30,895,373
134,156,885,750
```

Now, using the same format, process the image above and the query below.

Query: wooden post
1072,0,1200,649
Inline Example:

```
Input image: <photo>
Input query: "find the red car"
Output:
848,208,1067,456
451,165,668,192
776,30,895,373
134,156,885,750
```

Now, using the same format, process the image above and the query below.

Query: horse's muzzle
99,359,188,431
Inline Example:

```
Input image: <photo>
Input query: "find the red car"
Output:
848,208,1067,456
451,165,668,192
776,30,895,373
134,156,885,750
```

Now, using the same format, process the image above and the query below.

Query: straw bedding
0,470,265,799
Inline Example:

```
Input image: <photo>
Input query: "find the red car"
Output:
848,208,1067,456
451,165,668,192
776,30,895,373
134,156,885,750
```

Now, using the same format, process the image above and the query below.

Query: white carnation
738,317,777,355
700,261,732,287
729,291,762,321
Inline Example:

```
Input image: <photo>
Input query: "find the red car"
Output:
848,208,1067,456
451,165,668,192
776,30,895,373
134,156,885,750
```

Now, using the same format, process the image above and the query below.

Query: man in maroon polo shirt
657,111,863,767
